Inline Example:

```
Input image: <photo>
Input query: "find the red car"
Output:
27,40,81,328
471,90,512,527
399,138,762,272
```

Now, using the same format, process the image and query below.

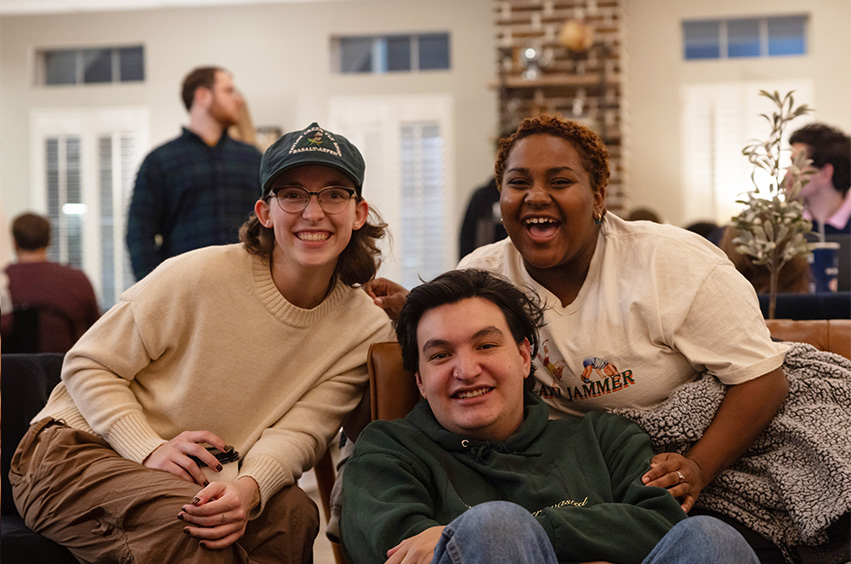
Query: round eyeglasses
271,186,356,214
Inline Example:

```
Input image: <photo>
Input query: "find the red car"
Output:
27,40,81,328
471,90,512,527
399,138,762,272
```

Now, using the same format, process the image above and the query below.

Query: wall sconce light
519,42,552,80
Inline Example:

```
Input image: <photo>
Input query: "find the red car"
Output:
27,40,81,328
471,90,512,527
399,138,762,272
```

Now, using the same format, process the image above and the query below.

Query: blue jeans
644,516,760,564
431,501,759,564
432,501,557,564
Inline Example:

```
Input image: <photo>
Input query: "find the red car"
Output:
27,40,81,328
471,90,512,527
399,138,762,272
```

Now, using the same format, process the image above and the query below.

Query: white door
31,107,149,309
329,95,456,289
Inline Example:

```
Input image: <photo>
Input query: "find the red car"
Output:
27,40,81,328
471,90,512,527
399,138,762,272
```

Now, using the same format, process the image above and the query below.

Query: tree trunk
768,266,779,319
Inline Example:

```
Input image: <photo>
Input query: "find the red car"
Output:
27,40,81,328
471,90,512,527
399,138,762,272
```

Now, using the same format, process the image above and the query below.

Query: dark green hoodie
341,392,686,564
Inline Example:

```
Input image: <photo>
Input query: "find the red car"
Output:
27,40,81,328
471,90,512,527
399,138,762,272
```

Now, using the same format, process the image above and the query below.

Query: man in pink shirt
789,123,851,235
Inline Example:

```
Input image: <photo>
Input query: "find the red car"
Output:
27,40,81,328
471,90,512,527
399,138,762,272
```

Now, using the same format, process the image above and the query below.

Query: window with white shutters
45,136,84,269
680,80,814,224
98,132,138,308
32,108,148,310
328,94,456,287
400,122,445,289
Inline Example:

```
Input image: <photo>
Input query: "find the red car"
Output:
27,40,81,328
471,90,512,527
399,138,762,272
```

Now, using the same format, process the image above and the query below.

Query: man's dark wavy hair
395,269,544,382
790,123,851,196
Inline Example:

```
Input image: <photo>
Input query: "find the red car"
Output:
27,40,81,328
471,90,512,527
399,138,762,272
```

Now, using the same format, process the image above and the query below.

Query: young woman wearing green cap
10,123,394,564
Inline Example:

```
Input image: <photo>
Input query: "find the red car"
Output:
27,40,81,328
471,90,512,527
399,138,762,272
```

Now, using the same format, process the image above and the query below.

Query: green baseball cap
259,122,365,197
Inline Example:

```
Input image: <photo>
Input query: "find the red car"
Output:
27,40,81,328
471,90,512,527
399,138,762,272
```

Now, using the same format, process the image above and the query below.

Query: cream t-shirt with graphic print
459,213,788,417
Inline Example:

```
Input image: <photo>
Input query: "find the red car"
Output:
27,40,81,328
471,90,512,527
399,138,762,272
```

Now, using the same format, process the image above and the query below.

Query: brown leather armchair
764,319,850,359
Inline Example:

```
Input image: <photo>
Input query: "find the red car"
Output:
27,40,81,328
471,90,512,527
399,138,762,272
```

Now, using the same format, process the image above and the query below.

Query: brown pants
10,418,319,564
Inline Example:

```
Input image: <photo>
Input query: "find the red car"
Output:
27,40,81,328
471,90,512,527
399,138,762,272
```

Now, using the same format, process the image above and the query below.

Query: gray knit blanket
612,342,851,554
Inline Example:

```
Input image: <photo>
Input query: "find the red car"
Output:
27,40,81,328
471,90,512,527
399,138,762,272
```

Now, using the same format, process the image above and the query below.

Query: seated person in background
789,122,851,292
342,268,759,564
684,219,718,240
626,206,662,223
788,123,851,236
0,212,100,352
718,225,811,294
10,123,394,564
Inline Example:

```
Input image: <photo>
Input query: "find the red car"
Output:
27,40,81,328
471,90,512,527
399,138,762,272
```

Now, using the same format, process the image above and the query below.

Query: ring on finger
676,470,685,484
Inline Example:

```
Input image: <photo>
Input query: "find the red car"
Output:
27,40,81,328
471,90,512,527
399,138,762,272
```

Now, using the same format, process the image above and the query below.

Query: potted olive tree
733,90,814,319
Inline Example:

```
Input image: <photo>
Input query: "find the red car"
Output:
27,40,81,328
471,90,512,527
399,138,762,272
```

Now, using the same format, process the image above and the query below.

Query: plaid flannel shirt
126,128,262,280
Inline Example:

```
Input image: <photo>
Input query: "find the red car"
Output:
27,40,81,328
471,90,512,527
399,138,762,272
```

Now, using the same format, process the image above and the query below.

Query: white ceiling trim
0,0,350,16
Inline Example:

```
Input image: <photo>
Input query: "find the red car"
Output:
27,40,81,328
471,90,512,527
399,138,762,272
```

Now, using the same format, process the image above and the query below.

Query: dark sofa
758,291,851,320
1,353,77,563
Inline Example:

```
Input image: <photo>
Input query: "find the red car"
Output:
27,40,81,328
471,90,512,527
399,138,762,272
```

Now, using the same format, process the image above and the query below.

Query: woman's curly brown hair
494,114,610,193
238,199,388,287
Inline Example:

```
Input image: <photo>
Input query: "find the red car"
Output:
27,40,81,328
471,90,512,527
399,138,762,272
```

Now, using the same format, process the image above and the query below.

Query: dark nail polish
183,528,190,534
192,497,201,505
177,513,184,521
203,481,210,487
200,542,207,549
225,445,234,452
216,464,223,472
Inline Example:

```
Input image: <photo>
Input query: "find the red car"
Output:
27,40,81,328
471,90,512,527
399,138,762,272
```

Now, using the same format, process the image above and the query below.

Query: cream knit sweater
35,244,394,513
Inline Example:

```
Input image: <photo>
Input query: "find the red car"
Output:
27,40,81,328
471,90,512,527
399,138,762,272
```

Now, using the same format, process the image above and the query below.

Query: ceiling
0,0,347,15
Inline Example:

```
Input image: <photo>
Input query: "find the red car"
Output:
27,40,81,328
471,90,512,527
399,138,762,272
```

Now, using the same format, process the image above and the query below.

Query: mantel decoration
733,90,814,319
519,42,552,80
558,17,612,139
560,18,595,52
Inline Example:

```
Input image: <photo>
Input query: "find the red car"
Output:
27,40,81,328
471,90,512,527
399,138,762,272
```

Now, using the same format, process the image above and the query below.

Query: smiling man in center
341,268,760,564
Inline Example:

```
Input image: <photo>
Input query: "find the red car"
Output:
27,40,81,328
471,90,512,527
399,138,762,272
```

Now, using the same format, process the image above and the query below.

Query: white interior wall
624,0,851,227
4,0,851,235
0,0,497,237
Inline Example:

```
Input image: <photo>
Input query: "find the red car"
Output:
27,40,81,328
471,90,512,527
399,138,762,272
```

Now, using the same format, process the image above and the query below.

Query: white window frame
329,94,456,285
683,15,808,60
31,107,149,307
36,45,145,86
332,33,451,74
680,80,814,225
